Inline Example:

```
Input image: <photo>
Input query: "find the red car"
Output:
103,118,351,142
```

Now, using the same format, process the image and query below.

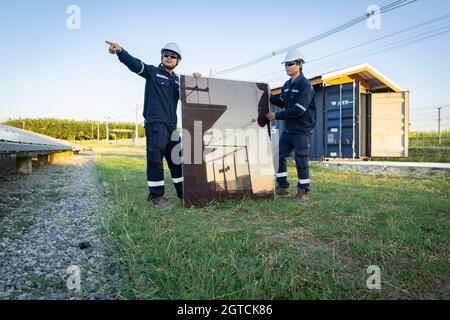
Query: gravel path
0,152,120,300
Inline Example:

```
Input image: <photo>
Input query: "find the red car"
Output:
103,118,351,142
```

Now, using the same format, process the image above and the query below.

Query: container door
310,86,324,160
325,82,360,158
370,92,409,157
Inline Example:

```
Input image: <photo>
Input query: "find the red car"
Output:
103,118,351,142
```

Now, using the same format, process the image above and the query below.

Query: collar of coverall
288,71,304,86
158,63,178,78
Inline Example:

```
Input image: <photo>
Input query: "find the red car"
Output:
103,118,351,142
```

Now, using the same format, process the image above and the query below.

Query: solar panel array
0,125,82,154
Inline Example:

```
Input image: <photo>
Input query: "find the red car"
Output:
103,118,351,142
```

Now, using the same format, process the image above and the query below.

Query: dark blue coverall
270,72,316,191
117,50,183,199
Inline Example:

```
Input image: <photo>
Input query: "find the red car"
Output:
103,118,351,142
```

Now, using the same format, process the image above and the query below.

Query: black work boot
148,195,174,210
275,186,290,197
297,188,310,202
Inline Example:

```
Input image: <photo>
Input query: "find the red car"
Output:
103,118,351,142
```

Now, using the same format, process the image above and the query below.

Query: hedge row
2,118,145,141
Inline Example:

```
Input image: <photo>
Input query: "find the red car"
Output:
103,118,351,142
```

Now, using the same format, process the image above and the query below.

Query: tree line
3,118,448,146
2,118,145,141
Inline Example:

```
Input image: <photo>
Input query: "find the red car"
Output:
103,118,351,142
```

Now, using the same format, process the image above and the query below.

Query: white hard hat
161,42,182,60
281,48,306,64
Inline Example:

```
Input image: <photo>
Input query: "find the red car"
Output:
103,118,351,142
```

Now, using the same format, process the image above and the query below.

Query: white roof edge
320,63,369,80
321,63,403,91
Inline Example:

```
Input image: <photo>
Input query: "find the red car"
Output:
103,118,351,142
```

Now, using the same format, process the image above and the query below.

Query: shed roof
272,63,403,94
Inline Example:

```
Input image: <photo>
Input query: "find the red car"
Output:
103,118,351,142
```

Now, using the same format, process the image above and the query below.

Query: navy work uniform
270,72,316,191
117,50,183,200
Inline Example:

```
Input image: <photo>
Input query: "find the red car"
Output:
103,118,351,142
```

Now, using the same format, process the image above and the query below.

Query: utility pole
438,106,442,145
91,122,94,140
22,121,25,130
105,117,110,143
97,122,100,142
135,104,139,144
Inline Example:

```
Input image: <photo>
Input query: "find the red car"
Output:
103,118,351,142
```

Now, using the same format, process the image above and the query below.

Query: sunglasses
163,53,179,60
285,62,298,68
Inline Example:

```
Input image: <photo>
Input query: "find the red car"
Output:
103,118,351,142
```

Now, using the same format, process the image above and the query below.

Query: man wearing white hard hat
106,40,201,210
266,48,316,202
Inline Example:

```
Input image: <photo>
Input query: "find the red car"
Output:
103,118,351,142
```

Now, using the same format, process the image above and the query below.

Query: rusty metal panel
370,92,409,157
181,76,274,208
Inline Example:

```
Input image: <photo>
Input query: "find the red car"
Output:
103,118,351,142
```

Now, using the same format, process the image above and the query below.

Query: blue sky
0,0,449,131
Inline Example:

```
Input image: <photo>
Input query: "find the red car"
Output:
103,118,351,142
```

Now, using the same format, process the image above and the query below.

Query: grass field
93,144,449,300
372,131,450,163
372,147,450,163
410,131,450,147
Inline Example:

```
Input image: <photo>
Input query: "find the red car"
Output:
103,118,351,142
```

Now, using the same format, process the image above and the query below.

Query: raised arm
269,84,285,108
270,94,285,108
105,41,149,79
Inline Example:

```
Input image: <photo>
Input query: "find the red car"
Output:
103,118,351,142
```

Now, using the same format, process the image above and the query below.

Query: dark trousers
145,123,183,199
276,132,311,191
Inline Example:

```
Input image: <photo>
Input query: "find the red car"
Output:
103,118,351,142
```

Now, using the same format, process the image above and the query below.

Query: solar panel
0,124,81,154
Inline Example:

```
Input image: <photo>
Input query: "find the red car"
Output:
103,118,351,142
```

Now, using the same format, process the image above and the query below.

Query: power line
306,24,450,74
254,13,450,81
215,0,418,76
412,110,445,115
265,24,450,84
412,104,450,110
217,0,416,75
274,24,450,82
310,15,450,64
110,105,143,122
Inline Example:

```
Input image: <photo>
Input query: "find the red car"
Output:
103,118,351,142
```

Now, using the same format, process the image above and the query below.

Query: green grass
43,190,66,202
410,131,450,147
24,275,68,299
372,131,450,163
94,145,450,300
373,147,450,163
15,216,35,231
1,208,8,239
